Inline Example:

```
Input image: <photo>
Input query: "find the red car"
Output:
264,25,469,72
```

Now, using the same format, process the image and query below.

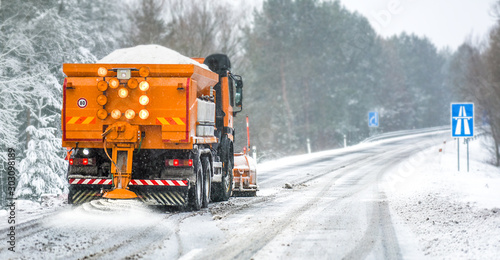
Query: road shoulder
383,136,500,258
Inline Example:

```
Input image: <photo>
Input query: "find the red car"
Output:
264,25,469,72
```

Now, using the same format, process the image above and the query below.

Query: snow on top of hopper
97,44,209,69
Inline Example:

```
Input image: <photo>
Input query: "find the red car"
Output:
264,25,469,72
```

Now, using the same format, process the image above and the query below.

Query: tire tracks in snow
67,211,178,260
340,144,426,259
0,207,68,254
201,148,405,259
205,143,428,259
209,151,385,221
341,154,406,259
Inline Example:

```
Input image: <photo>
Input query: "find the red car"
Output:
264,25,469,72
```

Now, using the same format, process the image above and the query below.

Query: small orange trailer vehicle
62,48,255,210
232,116,258,196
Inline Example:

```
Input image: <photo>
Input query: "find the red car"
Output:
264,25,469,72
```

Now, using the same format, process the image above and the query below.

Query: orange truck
62,53,256,210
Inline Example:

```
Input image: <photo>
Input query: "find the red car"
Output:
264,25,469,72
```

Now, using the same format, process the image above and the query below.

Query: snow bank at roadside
383,135,500,259
258,130,449,173
0,198,66,229
97,44,209,69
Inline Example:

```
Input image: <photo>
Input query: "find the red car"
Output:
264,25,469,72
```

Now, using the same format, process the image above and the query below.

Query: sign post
451,103,474,172
467,139,470,172
457,139,460,171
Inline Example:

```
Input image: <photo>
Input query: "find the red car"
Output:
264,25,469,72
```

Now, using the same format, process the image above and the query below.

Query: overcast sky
246,0,498,50
339,0,498,50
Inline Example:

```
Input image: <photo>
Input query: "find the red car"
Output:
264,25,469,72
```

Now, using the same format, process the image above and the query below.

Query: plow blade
233,153,258,196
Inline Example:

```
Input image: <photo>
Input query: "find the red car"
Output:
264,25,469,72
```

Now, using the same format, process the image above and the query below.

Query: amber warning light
139,95,149,106
139,81,149,91
139,109,149,119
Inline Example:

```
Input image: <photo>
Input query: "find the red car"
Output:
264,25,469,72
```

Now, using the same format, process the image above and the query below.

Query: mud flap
130,186,189,206
69,185,189,207
69,185,109,204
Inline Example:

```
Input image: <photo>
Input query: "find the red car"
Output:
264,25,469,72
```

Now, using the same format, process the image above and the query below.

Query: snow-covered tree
244,0,383,155
242,0,452,158
16,98,67,200
0,0,126,202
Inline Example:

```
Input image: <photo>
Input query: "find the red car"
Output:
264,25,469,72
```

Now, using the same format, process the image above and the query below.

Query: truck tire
202,156,212,208
212,139,233,202
212,158,233,202
189,157,203,210
221,159,233,201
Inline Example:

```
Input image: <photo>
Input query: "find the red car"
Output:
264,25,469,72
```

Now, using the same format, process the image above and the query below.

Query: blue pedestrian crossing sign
368,111,379,127
451,103,474,137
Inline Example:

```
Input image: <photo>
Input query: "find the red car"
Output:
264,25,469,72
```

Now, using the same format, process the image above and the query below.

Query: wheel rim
204,167,210,205
196,167,203,205
224,161,232,194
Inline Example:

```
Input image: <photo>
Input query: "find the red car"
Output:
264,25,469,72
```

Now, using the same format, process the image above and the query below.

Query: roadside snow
1,199,165,260
383,135,500,258
0,198,64,230
258,130,449,173
97,44,209,70
51,199,159,229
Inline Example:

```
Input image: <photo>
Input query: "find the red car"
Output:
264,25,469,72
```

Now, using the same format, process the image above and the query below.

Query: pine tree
127,0,168,46
244,0,383,155
16,98,67,200
0,0,117,202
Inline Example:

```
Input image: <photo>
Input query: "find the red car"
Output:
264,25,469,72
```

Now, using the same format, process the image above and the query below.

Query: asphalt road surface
0,130,447,259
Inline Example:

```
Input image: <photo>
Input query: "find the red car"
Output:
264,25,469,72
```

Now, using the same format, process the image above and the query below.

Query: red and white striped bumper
130,179,188,186
69,178,188,186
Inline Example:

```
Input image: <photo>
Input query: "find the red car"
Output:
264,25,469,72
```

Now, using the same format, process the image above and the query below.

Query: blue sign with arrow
451,103,474,138
368,111,379,127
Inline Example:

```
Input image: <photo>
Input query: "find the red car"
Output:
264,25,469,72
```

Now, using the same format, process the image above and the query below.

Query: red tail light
69,158,94,166
166,159,193,167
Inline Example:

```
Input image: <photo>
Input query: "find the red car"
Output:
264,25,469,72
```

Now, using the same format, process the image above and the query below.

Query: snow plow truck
62,46,256,210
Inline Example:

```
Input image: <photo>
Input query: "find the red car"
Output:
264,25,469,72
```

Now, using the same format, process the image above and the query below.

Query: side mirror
233,75,243,89
235,86,243,107
232,74,243,114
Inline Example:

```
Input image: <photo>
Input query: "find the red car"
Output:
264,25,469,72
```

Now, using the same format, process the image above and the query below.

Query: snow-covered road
1,130,499,259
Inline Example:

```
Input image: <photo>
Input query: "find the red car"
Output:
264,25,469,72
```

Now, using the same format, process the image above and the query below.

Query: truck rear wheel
189,157,203,210
212,159,233,202
221,159,233,201
202,156,212,208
